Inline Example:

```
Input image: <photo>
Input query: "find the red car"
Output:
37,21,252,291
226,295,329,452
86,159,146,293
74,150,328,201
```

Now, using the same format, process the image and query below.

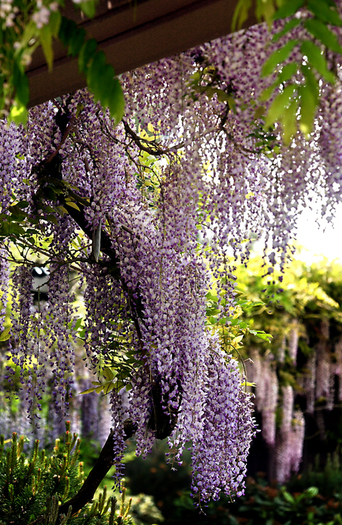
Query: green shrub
288,453,342,498
177,477,342,525
136,471,342,524
0,424,133,525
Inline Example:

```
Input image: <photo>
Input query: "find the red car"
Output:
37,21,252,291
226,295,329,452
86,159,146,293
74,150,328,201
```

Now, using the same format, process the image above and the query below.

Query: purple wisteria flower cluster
1,13,342,505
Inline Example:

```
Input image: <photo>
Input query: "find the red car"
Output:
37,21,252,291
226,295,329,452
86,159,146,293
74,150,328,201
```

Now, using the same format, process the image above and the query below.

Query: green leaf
87,50,107,100
305,486,319,498
43,186,57,201
272,18,302,43
79,0,97,18
304,18,342,54
260,85,276,102
56,205,68,216
79,387,97,395
204,86,216,99
78,38,97,74
49,10,61,37
74,318,83,331
281,98,298,145
256,0,276,25
45,214,59,225
67,26,86,57
40,25,53,71
264,84,297,128
103,382,115,394
9,211,27,222
282,491,295,504
261,62,298,101
227,94,237,113
273,0,305,20
254,105,266,118
276,62,298,84
0,327,11,342
307,0,342,26
232,0,252,31
300,40,336,83
263,333,273,342
108,78,125,124
64,199,81,211
248,329,273,341
298,84,316,137
299,66,319,136
216,89,230,103
206,307,221,316
262,40,299,77
102,367,115,381
12,63,29,107
239,299,265,309
16,201,29,209
75,102,84,118
20,20,38,49
98,64,116,103
5,222,25,235
59,16,77,47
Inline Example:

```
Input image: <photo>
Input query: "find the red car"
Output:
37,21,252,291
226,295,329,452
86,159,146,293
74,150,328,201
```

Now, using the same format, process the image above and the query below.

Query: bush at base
0,426,133,525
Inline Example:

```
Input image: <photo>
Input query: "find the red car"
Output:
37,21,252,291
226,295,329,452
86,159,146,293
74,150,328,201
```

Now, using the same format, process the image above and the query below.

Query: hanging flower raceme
0,249,10,334
190,336,256,505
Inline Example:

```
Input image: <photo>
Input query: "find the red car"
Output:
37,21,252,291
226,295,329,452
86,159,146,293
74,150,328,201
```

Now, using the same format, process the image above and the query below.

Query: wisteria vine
2,5,342,507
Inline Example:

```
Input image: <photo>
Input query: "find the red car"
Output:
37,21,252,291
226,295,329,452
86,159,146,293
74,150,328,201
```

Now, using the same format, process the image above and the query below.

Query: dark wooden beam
27,0,256,107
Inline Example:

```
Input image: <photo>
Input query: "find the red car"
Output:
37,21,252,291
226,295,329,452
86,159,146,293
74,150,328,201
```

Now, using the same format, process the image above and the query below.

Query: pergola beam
27,0,255,107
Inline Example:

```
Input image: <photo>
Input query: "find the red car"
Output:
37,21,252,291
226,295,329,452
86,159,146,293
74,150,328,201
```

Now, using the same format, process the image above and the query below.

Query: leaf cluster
0,1,124,125
188,64,236,113
236,255,342,321
224,478,336,525
0,200,41,241
0,426,82,524
80,342,144,397
170,474,342,525
234,0,342,144
58,16,124,124
0,425,133,525
206,289,271,343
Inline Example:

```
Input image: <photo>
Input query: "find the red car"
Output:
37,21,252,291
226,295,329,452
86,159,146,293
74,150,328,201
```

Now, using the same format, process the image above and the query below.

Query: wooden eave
27,0,256,107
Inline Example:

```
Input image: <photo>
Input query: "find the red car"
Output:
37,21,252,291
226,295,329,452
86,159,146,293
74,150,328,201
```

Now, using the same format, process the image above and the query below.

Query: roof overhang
27,0,256,107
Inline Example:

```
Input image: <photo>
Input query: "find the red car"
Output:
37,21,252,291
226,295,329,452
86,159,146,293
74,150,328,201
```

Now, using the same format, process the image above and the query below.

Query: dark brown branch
122,118,236,157
57,397,178,519
45,115,76,166
122,119,167,156
27,108,181,522
57,426,132,518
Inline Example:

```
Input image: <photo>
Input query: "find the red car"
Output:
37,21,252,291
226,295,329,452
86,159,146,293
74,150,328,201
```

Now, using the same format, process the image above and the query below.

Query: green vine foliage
233,0,342,144
233,255,342,395
0,423,133,525
0,1,124,125
236,255,342,336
